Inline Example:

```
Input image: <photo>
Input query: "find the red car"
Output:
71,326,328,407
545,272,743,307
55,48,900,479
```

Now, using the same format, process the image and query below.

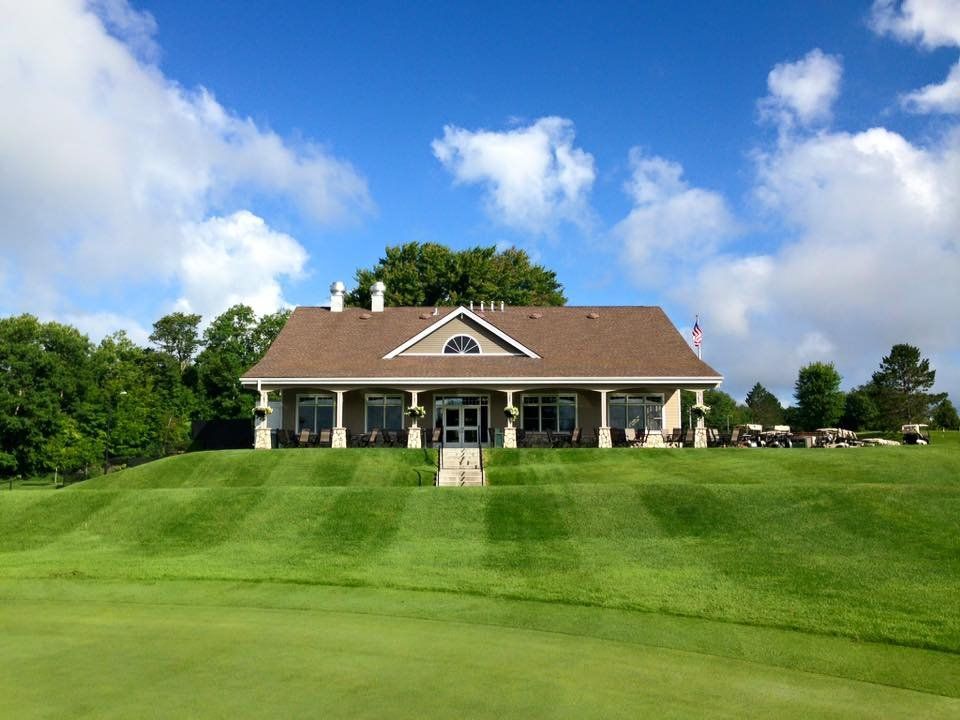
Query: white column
332,390,347,448
407,390,422,447
598,390,611,448
254,388,272,449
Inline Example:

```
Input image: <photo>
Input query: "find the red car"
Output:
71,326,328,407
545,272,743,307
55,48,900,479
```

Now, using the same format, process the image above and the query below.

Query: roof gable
383,306,540,359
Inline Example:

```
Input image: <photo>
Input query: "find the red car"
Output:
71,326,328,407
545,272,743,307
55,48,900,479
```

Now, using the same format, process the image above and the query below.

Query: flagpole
696,314,702,360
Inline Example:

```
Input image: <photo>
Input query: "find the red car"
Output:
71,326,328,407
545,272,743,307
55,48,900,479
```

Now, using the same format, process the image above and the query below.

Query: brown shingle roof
242,305,721,380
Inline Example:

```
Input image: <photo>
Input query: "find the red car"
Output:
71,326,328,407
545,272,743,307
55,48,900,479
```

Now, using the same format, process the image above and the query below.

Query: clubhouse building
241,282,722,449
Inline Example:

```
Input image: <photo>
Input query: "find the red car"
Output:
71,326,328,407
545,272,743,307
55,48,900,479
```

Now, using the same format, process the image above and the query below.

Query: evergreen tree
870,344,938,426
931,398,960,430
744,383,784,427
794,362,844,431
840,388,878,431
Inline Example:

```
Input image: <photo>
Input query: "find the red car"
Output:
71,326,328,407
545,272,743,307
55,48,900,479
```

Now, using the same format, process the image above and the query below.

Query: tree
744,383,783,427
0,315,96,477
931,398,960,430
840,388,878,431
149,312,202,372
869,344,939,426
193,305,289,419
347,242,566,307
793,362,844,431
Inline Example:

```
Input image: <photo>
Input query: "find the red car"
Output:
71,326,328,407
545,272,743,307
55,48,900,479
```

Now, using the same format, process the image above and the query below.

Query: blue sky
2,0,959,405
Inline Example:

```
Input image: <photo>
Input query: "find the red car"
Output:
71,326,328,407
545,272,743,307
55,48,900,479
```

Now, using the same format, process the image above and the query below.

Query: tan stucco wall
402,316,519,355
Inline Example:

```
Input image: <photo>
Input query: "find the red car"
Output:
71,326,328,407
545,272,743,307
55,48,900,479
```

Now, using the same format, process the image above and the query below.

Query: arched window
443,334,481,354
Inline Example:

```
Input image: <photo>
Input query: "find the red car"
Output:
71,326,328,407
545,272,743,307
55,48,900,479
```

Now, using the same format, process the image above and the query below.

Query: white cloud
0,0,370,324
871,0,960,114
432,117,596,234
175,211,307,319
684,125,960,402
615,150,739,282
903,60,960,113
759,49,843,127
870,0,960,49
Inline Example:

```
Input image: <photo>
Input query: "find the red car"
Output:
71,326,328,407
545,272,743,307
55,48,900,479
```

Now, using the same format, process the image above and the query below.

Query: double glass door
444,404,480,447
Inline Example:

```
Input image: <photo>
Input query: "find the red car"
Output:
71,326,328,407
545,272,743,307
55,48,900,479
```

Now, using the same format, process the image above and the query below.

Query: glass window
297,395,335,433
365,394,403,431
609,394,662,431
520,394,578,431
443,335,481,354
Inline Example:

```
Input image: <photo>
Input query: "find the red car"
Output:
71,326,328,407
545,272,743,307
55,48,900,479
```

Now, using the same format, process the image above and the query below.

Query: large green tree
0,315,98,477
149,312,202,372
839,388,878,431
744,383,784,427
931,398,959,430
347,242,566,307
193,306,290,419
869,344,940,426
793,362,845,431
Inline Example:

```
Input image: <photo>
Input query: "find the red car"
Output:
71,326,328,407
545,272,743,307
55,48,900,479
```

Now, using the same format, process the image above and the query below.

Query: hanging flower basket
405,405,427,419
504,405,520,420
252,406,273,418
691,403,711,418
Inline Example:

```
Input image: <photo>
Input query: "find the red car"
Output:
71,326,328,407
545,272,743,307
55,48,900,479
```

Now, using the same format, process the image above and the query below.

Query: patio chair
384,430,398,447
611,428,627,447
683,428,696,447
430,427,442,446
664,428,682,448
317,429,331,448
397,429,409,447
569,428,582,446
366,428,381,447
624,428,636,447
297,428,311,447
729,427,741,446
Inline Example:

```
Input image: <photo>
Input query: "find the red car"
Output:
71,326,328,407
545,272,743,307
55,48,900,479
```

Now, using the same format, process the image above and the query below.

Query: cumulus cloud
615,150,739,282
176,211,308,319
759,49,843,127
685,125,960,401
871,0,960,114
0,0,370,323
870,0,960,49
432,117,595,234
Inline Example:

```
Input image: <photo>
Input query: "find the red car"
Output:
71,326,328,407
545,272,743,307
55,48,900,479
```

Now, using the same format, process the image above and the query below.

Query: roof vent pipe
330,281,345,313
500,301,504,312
371,281,386,313
469,301,474,311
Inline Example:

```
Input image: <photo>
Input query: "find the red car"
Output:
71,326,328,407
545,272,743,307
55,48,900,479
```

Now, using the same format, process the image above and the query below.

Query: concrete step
436,468,485,487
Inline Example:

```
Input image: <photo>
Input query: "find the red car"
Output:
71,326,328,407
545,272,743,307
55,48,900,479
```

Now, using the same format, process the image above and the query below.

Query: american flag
692,318,703,348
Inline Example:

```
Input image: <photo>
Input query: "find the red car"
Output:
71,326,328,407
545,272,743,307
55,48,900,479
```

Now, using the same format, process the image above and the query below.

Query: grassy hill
2,435,959,717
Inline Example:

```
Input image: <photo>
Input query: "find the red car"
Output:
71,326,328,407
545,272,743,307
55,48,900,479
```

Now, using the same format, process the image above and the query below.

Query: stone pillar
644,431,665,448
254,389,271,449
694,426,708,449
503,426,517,449
597,427,612,449
407,428,422,448
331,427,348,448
254,427,272,449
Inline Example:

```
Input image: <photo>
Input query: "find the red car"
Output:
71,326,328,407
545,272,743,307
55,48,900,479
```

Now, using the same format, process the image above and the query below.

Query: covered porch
249,381,716,449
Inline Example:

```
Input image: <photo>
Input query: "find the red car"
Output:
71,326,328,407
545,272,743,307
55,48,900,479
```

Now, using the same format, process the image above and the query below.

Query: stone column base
694,426,708,449
503,426,517,449
597,427,612,448
254,427,272,449
407,427,422,448
332,427,348,449
644,431,665,448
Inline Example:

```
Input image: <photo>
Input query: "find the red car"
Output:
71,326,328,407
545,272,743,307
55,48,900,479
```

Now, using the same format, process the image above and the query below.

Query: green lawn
1,435,958,717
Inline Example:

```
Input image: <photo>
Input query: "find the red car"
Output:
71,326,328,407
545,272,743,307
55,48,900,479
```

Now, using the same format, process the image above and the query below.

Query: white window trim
383,306,540,359
519,393,579,432
607,392,665,430
364,393,404,432
442,334,482,355
295,392,336,434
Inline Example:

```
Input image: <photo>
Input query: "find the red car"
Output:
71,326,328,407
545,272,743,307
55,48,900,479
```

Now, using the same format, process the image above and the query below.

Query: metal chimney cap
330,280,346,294
371,281,386,295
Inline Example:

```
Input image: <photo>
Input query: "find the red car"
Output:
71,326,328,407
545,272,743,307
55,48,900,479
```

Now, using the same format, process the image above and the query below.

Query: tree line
0,243,564,480
0,305,289,480
686,344,959,432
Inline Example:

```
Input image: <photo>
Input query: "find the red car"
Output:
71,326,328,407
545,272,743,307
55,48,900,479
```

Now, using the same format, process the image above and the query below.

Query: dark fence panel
191,419,253,450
